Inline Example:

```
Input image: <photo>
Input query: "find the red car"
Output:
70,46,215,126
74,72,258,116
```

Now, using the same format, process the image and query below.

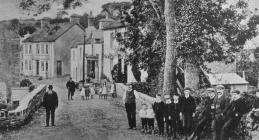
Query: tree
163,0,177,96
118,0,259,92
79,13,89,28
18,0,88,15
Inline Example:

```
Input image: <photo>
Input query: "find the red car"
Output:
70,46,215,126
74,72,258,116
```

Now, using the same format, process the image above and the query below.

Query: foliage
18,0,88,15
111,64,127,83
18,25,36,37
20,79,32,87
79,13,88,28
118,0,259,84
49,18,70,24
9,18,37,37
28,85,36,92
101,2,132,20
131,82,156,97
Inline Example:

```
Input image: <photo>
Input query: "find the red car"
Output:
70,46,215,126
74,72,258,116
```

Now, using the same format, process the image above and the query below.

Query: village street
0,78,167,140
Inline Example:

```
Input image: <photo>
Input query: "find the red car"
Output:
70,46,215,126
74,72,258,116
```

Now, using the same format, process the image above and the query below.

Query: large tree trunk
184,62,200,90
163,0,177,98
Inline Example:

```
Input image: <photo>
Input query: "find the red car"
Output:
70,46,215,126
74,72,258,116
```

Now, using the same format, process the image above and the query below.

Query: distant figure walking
42,85,58,127
66,77,76,100
101,82,108,100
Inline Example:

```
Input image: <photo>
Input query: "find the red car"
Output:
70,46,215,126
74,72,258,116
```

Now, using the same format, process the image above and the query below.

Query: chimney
70,14,80,24
99,13,114,29
88,11,95,28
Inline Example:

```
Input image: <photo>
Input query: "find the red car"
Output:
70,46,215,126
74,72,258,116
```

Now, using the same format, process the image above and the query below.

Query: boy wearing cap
42,85,58,127
153,94,165,135
220,90,246,140
164,94,173,137
180,87,196,138
171,94,182,138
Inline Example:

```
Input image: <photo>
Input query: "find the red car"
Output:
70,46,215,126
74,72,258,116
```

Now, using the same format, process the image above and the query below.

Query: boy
146,103,155,134
153,94,165,135
164,94,173,137
171,94,182,138
251,90,259,130
139,103,148,133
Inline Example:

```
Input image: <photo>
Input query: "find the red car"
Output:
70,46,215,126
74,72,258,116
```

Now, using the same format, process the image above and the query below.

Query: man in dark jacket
212,85,231,140
164,94,173,137
220,90,246,140
66,77,76,100
189,88,216,140
153,94,165,135
43,85,58,127
123,83,139,129
181,87,196,138
171,94,182,138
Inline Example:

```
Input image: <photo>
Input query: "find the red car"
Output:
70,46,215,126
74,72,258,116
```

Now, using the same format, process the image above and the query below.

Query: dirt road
1,79,166,140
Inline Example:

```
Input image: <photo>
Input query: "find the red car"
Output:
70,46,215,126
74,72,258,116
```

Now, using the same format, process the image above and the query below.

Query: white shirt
110,84,114,93
90,88,95,95
80,87,85,96
139,109,147,118
146,108,155,119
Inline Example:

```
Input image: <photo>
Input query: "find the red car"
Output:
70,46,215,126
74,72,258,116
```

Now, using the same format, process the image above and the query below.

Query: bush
20,79,32,87
38,76,43,80
131,82,156,97
28,85,36,92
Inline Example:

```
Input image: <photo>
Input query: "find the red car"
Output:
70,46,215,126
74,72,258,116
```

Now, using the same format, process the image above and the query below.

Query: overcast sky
0,0,130,21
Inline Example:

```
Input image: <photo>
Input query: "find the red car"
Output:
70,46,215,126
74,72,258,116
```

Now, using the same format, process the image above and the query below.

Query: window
46,44,49,54
80,47,82,58
41,44,44,54
25,60,28,70
25,45,28,54
29,60,32,70
46,61,48,72
29,45,32,54
73,50,75,60
36,44,40,54
41,61,44,71
95,39,101,43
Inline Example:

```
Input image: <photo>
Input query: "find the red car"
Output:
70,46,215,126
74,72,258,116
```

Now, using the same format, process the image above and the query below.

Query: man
122,83,139,129
189,88,216,140
42,85,58,127
153,94,165,135
66,77,76,100
250,89,259,130
180,87,196,138
220,90,246,140
212,85,231,140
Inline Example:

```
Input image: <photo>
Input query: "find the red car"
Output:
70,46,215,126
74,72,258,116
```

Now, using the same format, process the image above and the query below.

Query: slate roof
207,73,249,85
102,20,127,30
23,23,84,43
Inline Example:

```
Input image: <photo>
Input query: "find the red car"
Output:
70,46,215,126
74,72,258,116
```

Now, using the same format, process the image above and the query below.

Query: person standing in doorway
42,85,58,127
66,77,76,100
123,83,139,130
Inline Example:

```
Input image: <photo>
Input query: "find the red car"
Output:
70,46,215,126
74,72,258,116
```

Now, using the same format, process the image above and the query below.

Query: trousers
220,117,240,140
125,103,136,128
46,108,55,126
156,116,164,134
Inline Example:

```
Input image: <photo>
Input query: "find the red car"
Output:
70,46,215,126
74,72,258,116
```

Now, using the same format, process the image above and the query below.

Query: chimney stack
70,14,80,24
88,11,95,28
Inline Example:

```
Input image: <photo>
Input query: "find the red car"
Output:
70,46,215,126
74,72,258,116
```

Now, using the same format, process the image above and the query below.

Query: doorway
57,61,62,76
36,60,39,75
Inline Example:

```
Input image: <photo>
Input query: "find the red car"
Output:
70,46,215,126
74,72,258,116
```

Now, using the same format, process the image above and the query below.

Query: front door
57,61,62,76
36,60,39,75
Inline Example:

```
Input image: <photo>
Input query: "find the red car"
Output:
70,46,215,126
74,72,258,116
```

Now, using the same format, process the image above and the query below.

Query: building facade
21,17,85,78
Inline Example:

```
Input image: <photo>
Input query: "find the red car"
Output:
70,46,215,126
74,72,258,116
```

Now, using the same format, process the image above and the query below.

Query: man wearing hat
66,77,76,100
189,88,217,140
123,83,139,129
212,85,231,140
180,87,196,138
220,90,246,140
42,85,59,127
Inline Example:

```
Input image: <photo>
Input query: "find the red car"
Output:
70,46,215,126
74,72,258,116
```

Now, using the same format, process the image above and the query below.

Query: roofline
23,23,85,43
102,25,127,30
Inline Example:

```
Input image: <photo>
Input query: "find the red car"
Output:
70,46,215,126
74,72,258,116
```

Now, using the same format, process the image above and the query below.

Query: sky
0,0,130,21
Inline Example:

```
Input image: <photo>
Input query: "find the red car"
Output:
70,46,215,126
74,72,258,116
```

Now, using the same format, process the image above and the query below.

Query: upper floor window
46,44,49,54
29,60,32,70
80,47,82,58
46,61,49,72
41,44,45,54
36,44,40,54
73,50,76,61
25,60,28,70
24,45,28,54
29,45,32,54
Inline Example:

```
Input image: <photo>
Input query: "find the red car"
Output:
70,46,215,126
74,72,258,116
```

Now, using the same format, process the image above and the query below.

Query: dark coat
66,80,76,92
165,103,173,120
181,96,196,115
172,102,182,119
153,102,165,118
253,97,259,109
43,91,58,109
223,97,246,119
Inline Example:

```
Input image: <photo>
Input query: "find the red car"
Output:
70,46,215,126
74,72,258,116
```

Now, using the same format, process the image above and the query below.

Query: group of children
79,84,95,100
138,93,186,138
